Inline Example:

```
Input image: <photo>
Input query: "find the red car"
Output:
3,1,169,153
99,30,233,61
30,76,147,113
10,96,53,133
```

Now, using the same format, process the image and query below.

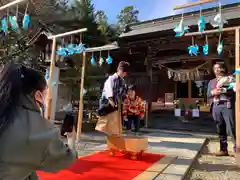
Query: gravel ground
186,140,240,180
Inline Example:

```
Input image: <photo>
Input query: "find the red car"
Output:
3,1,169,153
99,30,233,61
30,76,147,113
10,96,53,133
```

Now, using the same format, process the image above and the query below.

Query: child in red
123,85,145,133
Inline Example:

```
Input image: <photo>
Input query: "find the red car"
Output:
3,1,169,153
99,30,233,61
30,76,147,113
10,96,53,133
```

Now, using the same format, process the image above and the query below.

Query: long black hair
0,62,46,136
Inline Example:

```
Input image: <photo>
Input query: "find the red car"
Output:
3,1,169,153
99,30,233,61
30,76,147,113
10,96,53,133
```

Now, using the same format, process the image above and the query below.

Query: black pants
126,115,140,132
61,112,75,136
212,103,236,152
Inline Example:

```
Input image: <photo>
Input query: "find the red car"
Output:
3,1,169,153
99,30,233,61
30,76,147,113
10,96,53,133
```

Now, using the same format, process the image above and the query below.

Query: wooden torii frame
75,43,119,142
47,28,119,147
46,28,87,149
46,28,88,123
173,0,240,155
0,0,27,10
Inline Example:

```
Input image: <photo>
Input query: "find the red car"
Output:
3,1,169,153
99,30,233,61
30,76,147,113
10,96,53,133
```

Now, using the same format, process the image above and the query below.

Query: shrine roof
120,2,240,38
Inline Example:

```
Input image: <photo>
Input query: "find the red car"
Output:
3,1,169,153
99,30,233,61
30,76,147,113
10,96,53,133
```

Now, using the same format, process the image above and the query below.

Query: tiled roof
120,2,240,38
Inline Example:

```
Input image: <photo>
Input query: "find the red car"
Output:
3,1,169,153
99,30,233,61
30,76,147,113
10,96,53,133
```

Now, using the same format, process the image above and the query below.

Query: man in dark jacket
207,62,236,156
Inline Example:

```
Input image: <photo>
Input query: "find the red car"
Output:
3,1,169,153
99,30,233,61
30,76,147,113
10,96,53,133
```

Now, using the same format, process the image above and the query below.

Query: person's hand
123,116,128,121
211,88,221,96
108,98,116,107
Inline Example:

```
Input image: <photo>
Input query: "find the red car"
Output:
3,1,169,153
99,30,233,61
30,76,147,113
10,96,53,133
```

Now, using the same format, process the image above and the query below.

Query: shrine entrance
114,2,240,131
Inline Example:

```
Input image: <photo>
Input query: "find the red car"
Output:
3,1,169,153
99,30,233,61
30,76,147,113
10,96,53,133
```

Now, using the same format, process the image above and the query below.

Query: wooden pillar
235,28,240,152
46,37,56,120
146,57,152,128
188,80,192,99
76,51,86,142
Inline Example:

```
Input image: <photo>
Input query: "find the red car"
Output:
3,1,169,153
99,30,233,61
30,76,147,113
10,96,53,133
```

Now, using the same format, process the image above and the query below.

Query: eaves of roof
120,2,240,38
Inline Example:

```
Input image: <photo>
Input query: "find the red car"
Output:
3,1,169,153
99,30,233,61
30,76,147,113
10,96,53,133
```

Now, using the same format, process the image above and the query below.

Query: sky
92,0,239,23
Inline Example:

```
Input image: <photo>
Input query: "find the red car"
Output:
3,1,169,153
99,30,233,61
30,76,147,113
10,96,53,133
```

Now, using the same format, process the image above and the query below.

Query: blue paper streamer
99,57,104,66
45,70,56,87
1,17,8,34
9,16,19,31
56,47,68,56
23,14,30,29
91,56,96,65
213,13,227,31
106,55,112,64
233,68,240,75
66,44,75,56
74,44,86,54
227,78,236,91
202,44,209,55
217,40,223,56
173,19,189,37
56,44,86,57
188,45,199,56
198,16,206,33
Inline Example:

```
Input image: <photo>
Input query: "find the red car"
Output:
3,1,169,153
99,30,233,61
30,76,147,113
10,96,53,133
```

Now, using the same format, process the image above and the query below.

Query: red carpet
37,151,164,180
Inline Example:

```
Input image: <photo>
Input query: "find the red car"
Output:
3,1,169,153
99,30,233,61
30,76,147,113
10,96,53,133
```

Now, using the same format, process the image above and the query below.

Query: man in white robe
96,61,130,135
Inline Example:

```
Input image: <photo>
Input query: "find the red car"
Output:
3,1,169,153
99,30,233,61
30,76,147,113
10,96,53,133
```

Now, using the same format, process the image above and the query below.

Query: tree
0,19,44,67
0,0,70,66
70,0,95,22
95,10,119,42
116,5,139,34
95,10,108,36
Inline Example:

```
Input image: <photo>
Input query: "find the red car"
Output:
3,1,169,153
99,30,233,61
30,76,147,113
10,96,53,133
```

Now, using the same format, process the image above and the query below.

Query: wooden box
107,135,148,153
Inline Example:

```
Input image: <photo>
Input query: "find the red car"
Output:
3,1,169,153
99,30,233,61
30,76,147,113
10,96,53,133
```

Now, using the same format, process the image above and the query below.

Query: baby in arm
216,75,235,92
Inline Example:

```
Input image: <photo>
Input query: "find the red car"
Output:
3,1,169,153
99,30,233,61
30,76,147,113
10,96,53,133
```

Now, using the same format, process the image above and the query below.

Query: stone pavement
186,140,240,180
76,131,207,180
